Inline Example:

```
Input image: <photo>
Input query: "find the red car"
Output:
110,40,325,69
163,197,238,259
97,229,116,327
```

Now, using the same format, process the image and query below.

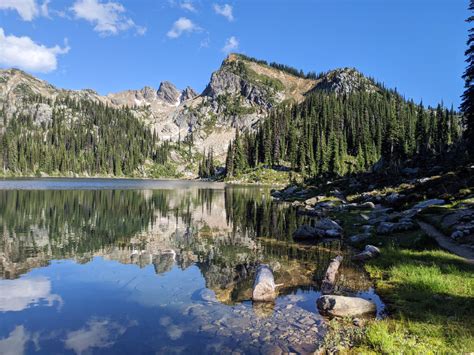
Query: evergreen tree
461,0,474,158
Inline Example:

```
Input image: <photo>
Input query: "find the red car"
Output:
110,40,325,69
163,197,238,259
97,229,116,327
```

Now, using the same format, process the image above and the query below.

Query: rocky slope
0,53,380,166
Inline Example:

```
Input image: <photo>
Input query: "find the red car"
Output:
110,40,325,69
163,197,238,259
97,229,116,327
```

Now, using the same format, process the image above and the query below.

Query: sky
0,0,469,107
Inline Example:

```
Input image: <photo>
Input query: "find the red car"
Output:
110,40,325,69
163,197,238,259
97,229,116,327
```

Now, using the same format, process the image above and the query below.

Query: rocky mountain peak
181,86,198,102
139,86,158,101
313,67,378,95
157,81,180,105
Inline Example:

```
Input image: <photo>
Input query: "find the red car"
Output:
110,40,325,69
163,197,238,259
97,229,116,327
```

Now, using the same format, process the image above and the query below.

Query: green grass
355,247,474,354
226,167,301,185
146,162,183,179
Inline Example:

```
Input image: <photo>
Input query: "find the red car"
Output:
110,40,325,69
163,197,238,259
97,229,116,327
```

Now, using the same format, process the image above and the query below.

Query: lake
0,179,381,354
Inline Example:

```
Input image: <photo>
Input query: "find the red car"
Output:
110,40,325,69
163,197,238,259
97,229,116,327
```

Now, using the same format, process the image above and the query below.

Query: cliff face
0,53,380,167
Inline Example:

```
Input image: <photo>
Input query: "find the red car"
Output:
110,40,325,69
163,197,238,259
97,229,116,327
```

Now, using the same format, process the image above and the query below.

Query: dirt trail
417,221,474,264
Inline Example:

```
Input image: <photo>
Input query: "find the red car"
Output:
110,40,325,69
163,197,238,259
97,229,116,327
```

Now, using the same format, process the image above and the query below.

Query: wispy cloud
213,3,233,21
0,28,70,73
71,0,146,36
180,1,196,12
167,17,200,39
222,36,238,53
0,0,49,21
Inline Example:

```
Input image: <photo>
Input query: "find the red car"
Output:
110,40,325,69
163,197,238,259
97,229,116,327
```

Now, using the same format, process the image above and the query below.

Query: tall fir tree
461,0,474,159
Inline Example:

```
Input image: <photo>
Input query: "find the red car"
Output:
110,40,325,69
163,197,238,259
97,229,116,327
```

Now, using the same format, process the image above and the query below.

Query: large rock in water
252,264,276,302
317,295,376,317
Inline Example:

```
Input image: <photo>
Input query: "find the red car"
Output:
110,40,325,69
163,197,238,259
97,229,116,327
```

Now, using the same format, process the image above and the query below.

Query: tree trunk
321,255,343,294
252,264,276,302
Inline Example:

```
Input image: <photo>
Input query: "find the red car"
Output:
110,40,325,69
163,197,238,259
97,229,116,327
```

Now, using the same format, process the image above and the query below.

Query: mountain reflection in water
0,181,377,354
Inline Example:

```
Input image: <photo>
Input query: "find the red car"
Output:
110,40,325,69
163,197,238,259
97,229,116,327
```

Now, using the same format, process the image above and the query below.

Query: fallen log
321,255,343,294
252,264,276,302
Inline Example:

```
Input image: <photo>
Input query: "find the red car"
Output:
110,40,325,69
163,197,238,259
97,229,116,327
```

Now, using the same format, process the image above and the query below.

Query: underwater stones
252,264,276,302
317,295,376,317
199,288,218,303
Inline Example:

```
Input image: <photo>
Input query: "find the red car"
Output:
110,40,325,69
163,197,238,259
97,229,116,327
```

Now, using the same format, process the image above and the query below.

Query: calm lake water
0,179,381,354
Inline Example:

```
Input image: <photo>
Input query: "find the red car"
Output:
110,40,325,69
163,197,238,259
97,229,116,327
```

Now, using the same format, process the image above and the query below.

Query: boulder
317,295,376,317
365,245,380,256
305,196,324,206
252,264,276,302
376,222,395,234
325,229,342,238
352,250,373,261
352,245,380,261
385,193,405,206
359,201,376,209
293,225,323,240
315,218,343,232
413,199,445,210
349,233,371,243
362,225,373,233
283,185,298,195
376,221,417,235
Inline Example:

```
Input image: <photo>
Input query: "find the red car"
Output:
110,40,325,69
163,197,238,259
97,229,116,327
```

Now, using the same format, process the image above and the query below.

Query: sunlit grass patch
357,247,474,354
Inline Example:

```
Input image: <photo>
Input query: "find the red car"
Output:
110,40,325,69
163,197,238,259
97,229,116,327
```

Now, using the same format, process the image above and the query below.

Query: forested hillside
0,94,170,176
225,89,462,179
0,54,466,180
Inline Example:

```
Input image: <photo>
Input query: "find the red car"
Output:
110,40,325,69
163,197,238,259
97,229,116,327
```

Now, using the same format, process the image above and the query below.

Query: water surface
0,179,379,354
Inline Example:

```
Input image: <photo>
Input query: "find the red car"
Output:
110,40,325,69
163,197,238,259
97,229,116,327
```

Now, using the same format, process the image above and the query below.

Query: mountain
0,53,388,178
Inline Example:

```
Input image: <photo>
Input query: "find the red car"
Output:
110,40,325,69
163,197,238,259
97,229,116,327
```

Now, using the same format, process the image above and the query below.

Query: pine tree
461,0,474,158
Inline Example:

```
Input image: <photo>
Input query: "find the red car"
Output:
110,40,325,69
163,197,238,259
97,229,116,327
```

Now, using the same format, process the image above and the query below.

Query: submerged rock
317,295,376,317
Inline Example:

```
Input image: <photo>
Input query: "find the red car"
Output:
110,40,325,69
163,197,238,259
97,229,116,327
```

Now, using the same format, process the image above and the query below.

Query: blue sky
0,0,469,107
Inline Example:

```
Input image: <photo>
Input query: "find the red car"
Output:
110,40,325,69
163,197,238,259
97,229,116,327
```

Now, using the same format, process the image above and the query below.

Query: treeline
0,95,171,176
225,90,462,178
198,148,216,178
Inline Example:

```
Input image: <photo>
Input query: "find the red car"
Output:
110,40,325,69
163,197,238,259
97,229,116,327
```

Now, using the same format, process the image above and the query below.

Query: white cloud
65,319,132,355
0,326,30,355
222,36,238,53
166,17,200,39
71,0,146,36
180,1,196,12
40,0,49,17
0,28,70,73
213,3,233,21
0,0,40,21
0,276,63,311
